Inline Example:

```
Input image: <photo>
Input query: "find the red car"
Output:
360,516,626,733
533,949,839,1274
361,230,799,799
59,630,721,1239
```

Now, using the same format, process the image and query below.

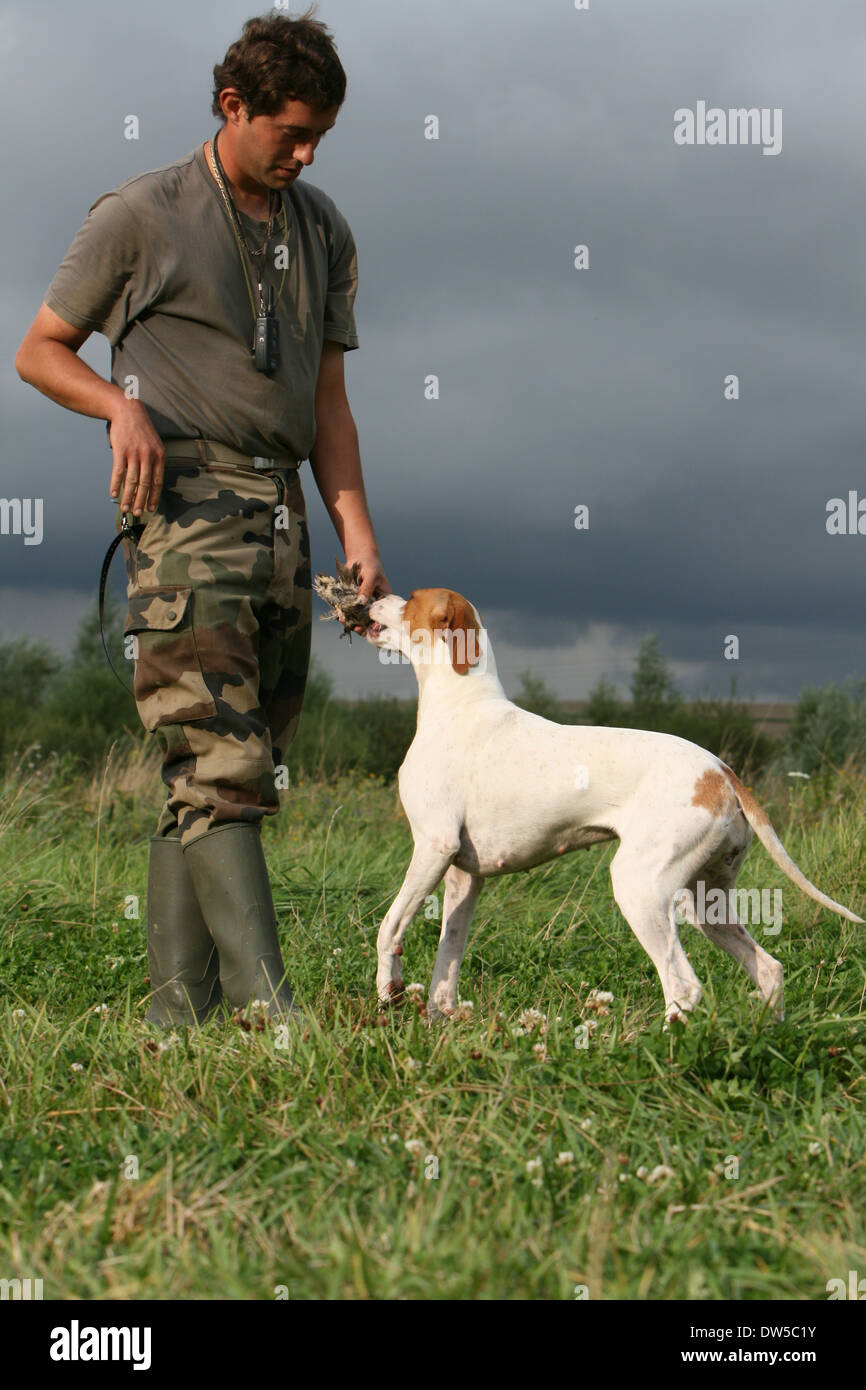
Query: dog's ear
426,593,449,629
443,593,480,676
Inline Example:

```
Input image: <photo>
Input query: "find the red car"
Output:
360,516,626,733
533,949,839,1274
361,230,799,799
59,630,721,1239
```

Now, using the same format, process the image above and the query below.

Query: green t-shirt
45,142,359,459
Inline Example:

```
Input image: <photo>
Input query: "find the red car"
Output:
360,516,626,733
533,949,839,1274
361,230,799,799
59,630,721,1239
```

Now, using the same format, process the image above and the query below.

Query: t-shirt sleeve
323,209,359,351
44,190,159,346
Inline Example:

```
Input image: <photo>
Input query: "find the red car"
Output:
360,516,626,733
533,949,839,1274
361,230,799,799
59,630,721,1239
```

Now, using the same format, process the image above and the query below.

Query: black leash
99,512,144,693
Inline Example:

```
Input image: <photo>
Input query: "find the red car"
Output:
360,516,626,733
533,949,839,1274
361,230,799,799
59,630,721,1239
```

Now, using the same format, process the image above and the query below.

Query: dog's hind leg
609,844,704,1026
428,864,484,1020
376,838,457,1007
679,866,785,1020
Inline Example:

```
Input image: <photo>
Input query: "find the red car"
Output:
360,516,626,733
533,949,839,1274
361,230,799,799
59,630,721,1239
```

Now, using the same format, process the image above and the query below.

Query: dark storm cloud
1,0,863,698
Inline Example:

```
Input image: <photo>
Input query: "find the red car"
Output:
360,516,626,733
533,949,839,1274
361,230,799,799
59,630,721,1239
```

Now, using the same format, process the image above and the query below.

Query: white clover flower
404,1139,425,1157
11,1009,25,1021
451,1000,474,1022
93,1004,109,1017
636,1165,648,1180
579,1117,593,1131
618,1173,630,1183
555,1151,574,1167
533,1043,548,1062
517,1008,548,1036
405,983,425,998
71,1062,85,1073
807,1141,822,1157
646,1164,675,1184
526,1158,544,1176
585,988,614,1016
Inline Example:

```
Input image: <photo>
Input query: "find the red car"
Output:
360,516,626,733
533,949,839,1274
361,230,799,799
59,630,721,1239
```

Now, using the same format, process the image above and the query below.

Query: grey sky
1,0,864,701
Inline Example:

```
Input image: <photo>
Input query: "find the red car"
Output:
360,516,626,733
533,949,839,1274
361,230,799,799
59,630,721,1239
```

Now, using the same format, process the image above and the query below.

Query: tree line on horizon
2,598,865,785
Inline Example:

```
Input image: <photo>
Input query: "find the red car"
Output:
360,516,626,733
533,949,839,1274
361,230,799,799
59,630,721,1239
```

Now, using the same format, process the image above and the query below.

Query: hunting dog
364,588,862,1025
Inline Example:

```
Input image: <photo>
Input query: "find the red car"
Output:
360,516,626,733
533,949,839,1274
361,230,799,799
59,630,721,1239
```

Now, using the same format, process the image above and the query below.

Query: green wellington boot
182,822,299,1018
146,836,223,1025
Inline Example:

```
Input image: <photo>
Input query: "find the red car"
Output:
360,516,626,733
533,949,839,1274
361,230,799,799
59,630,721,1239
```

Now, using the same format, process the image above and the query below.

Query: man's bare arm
15,301,165,515
309,339,389,612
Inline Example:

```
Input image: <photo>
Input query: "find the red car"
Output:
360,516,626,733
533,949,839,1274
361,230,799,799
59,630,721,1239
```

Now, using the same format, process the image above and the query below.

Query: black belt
161,437,300,470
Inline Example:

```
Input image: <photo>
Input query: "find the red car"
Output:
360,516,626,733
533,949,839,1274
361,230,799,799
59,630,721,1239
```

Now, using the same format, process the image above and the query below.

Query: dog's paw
427,985,459,1022
662,1005,691,1032
377,980,406,1011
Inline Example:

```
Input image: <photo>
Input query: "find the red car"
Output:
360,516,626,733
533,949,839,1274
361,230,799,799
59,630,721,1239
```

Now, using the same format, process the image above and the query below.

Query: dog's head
367,588,484,676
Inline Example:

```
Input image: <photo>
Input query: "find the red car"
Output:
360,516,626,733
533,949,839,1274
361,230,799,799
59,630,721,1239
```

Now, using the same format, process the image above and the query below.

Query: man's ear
444,595,480,676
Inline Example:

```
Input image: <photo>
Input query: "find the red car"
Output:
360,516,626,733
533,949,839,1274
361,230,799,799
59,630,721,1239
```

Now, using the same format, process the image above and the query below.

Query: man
15,10,388,1024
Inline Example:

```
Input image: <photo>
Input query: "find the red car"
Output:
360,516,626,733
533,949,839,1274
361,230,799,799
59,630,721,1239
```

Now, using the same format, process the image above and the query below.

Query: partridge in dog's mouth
312,559,374,636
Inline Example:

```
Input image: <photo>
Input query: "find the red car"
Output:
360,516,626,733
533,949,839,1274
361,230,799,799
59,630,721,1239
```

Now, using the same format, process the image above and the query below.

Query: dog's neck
413,632,506,717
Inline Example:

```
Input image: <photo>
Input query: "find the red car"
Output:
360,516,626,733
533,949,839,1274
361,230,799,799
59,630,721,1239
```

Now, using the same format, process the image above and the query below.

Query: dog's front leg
376,838,457,1007
428,864,483,1020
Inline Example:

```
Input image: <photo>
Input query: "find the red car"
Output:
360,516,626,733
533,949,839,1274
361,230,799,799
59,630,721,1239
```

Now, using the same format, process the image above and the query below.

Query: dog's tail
723,766,864,923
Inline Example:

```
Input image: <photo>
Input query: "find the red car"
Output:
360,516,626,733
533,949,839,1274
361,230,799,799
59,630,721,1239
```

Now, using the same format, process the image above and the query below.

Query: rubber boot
182,822,299,1018
146,835,223,1025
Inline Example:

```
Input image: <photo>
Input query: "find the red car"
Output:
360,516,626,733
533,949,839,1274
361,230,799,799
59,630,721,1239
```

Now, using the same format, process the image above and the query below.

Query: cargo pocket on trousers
124,586,217,732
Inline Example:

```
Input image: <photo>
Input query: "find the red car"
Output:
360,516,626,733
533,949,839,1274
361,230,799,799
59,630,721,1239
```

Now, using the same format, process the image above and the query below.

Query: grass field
1,743,865,1300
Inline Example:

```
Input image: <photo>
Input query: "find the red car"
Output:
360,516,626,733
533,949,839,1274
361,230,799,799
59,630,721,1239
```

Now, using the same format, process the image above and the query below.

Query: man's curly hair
212,8,347,120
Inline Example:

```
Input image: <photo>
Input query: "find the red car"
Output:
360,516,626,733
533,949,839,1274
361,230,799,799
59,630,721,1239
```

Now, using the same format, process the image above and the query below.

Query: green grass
1,745,865,1299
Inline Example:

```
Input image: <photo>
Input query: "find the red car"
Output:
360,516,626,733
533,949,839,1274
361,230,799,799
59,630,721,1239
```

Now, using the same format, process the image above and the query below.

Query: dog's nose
369,595,403,623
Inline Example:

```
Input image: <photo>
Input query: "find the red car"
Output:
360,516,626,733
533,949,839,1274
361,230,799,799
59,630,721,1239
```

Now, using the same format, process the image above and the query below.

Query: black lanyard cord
210,130,289,318
99,513,144,693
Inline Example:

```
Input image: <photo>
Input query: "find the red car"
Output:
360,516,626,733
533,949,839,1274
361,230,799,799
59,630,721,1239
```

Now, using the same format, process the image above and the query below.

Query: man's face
231,97,339,191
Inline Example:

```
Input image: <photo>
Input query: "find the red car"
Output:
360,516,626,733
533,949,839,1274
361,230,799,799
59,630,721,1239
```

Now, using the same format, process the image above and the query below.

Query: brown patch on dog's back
691,768,737,817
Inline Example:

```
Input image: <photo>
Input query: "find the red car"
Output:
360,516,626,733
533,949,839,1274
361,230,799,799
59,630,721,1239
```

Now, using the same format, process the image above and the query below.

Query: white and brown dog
365,588,862,1025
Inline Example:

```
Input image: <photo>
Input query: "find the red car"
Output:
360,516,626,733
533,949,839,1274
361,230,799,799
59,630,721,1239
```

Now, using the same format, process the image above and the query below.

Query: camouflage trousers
120,451,311,848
